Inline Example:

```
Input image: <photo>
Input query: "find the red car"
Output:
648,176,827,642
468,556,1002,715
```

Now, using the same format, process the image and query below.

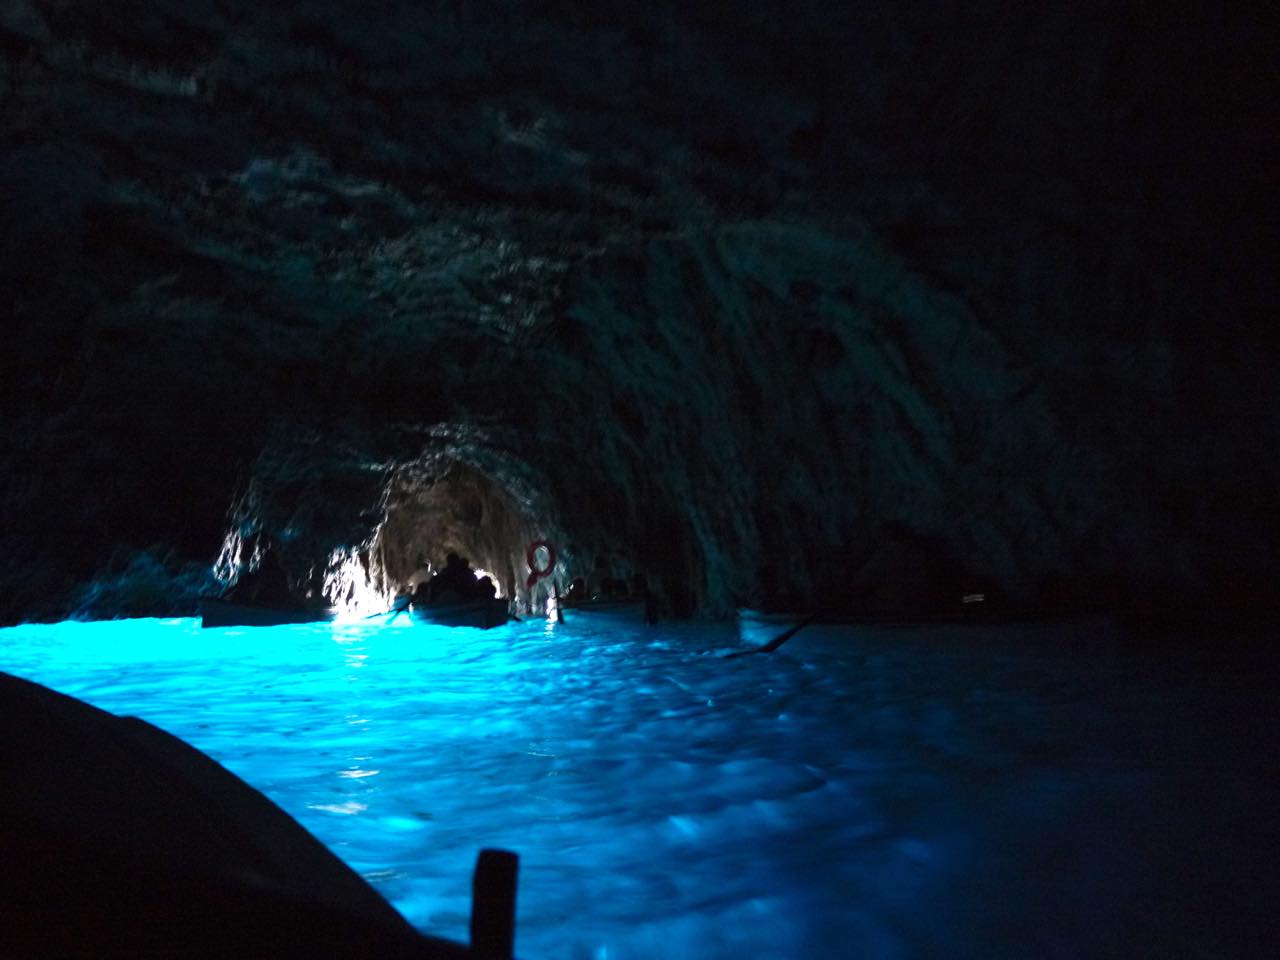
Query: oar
724,613,818,658
363,594,412,621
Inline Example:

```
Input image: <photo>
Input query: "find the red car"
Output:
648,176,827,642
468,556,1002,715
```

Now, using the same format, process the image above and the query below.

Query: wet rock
1,2,1274,631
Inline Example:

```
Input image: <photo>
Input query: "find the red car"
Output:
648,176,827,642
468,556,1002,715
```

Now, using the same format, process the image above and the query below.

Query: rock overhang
1,1,1275,630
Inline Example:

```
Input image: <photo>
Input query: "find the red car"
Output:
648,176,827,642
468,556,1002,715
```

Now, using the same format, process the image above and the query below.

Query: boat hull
737,602,1089,634
560,598,651,625
409,598,511,629
200,598,336,628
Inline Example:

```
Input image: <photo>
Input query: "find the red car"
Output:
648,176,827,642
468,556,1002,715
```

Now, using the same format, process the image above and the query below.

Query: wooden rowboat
199,597,336,629
559,597,654,625
409,597,511,629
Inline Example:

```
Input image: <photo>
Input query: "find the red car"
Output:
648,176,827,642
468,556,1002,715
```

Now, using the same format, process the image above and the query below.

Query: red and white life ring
525,540,557,588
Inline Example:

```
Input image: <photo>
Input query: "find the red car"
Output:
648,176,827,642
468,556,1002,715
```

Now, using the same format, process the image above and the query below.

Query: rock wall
2,2,1275,628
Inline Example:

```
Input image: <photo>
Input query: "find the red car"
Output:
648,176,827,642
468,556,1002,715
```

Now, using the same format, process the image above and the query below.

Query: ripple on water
1,615,1274,959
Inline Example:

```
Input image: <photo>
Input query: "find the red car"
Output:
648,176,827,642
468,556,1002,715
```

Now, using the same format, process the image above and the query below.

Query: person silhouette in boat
407,554,432,591
424,552,479,605
226,537,293,606
630,572,659,624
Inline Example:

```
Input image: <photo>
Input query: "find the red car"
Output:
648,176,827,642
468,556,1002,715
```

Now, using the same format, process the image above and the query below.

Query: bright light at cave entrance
324,548,388,618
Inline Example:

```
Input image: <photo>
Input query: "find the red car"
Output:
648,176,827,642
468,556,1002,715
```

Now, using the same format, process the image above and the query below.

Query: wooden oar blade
724,614,818,658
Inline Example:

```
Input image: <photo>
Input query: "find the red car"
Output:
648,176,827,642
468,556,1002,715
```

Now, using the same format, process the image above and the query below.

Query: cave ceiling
1,1,1275,624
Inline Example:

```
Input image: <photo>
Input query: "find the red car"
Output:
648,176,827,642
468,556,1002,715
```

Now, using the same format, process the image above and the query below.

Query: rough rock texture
2,2,1276,627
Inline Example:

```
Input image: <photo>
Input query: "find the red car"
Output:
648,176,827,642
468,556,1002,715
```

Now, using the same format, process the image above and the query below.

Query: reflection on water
1,615,1275,958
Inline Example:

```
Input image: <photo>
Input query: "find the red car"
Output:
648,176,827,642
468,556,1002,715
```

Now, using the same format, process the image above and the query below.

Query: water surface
1,615,1274,958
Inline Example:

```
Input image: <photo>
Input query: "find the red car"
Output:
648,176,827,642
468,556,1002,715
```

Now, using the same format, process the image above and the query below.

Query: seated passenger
475,576,497,601
630,572,658,624
407,554,432,591
426,552,477,604
226,540,293,606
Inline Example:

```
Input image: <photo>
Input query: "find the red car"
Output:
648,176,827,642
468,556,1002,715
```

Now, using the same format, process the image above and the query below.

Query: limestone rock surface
2,2,1275,628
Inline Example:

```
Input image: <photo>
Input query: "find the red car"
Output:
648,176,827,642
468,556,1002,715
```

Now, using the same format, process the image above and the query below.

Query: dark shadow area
0,671,472,959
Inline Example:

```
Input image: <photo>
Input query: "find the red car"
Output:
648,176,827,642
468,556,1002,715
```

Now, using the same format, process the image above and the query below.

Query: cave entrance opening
374,460,546,612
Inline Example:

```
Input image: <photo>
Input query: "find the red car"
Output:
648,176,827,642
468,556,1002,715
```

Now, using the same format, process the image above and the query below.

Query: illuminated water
1,616,1274,958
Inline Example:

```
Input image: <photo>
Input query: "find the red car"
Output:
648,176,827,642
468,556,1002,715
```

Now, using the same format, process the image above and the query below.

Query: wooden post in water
470,848,519,959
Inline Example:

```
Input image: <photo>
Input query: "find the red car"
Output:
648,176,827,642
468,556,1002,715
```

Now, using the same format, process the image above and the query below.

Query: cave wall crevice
2,1,1274,627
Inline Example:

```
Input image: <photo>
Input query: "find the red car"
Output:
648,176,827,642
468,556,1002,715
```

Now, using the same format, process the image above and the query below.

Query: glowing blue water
1,616,1273,958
